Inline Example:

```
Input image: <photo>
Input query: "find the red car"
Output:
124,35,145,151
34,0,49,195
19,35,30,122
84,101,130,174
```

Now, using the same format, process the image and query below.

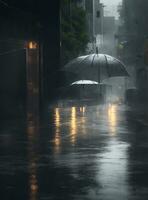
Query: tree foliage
60,1,89,66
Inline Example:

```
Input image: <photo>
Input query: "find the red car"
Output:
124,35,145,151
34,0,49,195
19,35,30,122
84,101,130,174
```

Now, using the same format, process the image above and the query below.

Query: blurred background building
116,0,148,103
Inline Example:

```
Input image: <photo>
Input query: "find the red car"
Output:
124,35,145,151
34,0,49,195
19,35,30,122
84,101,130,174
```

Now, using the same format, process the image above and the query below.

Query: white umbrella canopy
64,54,129,82
71,80,99,85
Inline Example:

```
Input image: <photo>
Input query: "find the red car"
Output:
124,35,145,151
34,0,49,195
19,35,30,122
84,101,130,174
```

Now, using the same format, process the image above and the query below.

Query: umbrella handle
96,47,99,54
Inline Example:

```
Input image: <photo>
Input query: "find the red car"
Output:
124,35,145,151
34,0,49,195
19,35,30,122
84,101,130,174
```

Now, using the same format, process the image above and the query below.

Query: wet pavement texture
1,103,148,200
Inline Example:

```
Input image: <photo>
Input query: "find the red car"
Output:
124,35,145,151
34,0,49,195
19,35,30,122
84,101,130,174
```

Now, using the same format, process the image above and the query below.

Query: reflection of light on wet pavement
82,107,86,114
96,106,100,117
27,116,39,200
79,107,86,114
70,107,77,145
54,108,61,153
108,104,117,135
80,107,86,135
28,126,35,138
81,115,86,135
55,108,60,127
47,104,132,200
96,140,130,200
29,162,38,200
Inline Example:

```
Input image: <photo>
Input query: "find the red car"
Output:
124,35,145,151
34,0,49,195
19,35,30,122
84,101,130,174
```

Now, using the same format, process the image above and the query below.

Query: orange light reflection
108,104,117,136
70,107,77,145
80,107,86,114
27,117,39,200
54,108,61,153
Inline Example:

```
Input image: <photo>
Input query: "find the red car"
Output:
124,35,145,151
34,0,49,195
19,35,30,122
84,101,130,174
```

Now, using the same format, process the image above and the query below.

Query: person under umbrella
64,52,129,83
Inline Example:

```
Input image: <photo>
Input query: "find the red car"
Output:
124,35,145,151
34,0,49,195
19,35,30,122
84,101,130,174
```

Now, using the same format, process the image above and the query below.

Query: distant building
94,1,103,35
76,0,86,9
94,2,104,52
85,0,94,42
84,0,104,52
103,16,116,56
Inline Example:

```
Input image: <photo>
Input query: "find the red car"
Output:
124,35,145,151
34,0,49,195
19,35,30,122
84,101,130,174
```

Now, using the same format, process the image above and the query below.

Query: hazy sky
100,0,122,19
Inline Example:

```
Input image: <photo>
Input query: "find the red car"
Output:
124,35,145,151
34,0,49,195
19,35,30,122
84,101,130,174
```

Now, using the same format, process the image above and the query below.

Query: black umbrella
64,54,129,83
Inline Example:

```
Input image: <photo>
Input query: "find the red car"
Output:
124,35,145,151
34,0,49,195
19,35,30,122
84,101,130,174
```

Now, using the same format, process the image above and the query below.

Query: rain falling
0,0,148,200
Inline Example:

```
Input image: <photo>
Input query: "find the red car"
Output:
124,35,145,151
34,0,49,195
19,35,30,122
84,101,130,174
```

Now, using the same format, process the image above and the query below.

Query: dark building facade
0,0,60,118
118,0,148,103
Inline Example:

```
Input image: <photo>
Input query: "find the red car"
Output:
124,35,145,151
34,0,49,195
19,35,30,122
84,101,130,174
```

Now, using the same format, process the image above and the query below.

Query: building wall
103,16,116,56
121,0,148,103
0,1,60,117
85,0,94,41
94,0,102,35
85,0,105,52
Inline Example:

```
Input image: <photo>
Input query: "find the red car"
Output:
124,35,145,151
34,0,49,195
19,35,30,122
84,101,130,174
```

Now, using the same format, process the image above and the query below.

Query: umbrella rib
105,55,129,77
104,54,111,77
77,54,93,67
65,55,91,70
74,55,93,77
91,54,96,68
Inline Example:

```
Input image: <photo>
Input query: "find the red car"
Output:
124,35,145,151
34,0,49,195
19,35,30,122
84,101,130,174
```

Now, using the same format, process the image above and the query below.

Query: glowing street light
28,41,38,49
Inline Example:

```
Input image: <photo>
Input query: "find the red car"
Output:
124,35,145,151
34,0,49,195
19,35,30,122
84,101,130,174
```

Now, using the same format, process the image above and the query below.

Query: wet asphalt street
1,103,148,200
